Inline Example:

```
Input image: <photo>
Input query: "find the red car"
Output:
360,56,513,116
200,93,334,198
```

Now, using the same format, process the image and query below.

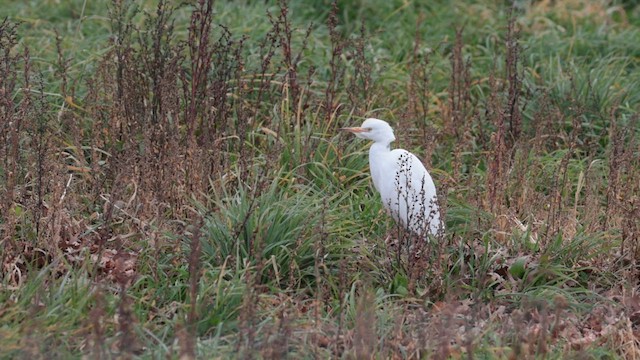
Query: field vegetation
1,0,640,358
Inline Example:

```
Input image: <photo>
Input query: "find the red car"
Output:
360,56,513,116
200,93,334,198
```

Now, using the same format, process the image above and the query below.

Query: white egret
341,118,442,237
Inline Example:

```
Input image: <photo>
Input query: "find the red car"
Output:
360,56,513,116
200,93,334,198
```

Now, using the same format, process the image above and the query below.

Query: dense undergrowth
1,0,640,358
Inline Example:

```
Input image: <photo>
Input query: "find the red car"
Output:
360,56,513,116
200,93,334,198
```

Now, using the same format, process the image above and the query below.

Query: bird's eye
365,127,373,131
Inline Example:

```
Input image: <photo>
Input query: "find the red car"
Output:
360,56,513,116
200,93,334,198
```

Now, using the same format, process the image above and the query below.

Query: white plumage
341,118,441,237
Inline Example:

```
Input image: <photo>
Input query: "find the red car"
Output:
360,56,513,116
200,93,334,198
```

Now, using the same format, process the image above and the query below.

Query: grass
1,0,640,358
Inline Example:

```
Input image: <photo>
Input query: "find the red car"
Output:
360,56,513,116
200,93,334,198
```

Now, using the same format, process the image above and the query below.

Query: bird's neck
369,142,392,171
368,141,392,193
370,141,391,155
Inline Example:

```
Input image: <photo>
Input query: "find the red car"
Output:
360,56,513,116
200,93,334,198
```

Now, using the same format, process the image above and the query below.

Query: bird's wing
390,150,436,197
389,149,440,234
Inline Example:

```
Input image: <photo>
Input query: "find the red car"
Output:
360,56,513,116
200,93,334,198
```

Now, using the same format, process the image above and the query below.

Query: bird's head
340,118,396,144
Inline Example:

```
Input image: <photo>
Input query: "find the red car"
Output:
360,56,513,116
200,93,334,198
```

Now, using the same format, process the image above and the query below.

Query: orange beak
340,127,367,133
